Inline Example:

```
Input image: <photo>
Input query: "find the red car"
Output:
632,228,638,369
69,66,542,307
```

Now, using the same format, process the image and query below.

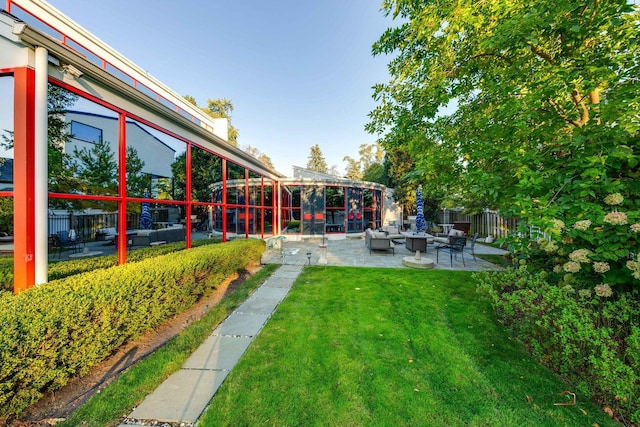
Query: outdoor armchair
436,235,467,266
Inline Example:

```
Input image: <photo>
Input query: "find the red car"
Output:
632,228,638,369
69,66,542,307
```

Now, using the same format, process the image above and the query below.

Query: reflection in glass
302,185,324,235
0,76,14,192
187,146,222,202
347,187,363,232
282,185,301,233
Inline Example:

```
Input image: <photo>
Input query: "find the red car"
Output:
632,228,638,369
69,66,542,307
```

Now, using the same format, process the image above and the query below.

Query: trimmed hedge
0,239,222,292
0,239,264,418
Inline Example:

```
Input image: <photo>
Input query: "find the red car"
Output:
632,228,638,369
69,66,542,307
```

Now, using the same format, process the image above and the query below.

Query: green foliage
0,240,222,293
0,239,264,418
506,193,639,292
368,0,640,221
306,144,328,173
60,264,279,426
72,140,118,195
0,198,13,235
203,267,617,426
171,148,223,202
184,95,239,145
476,267,640,423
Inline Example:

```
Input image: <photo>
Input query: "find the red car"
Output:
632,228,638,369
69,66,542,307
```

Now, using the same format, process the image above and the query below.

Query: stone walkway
117,236,508,425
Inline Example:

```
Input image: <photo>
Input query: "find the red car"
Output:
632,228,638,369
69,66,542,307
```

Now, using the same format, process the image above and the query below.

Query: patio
261,235,508,271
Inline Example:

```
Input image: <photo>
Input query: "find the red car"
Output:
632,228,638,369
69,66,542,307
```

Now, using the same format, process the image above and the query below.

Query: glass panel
249,171,261,206
0,76,14,191
50,86,119,196
127,202,186,246
0,196,13,291
263,208,273,236
226,162,245,205
129,120,187,200
325,186,344,207
281,185,301,233
325,209,345,233
302,185,324,235
347,187,363,232
189,146,223,202
363,189,373,207
192,204,213,233
263,179,273,207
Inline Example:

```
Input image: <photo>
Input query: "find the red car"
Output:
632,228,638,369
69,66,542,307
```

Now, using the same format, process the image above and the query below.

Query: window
71,120,102,144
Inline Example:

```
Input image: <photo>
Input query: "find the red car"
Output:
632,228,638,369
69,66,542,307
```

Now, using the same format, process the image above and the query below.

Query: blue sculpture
415,185,426,233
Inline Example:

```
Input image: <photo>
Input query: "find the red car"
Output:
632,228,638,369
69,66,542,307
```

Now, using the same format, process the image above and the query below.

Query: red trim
117,113,127,264
185,144,192,248
13,67,36,293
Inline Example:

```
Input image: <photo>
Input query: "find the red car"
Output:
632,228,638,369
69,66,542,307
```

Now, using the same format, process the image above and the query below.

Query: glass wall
282,185,301,233
325,186,345,233
302,185,324,235
347,187,363,232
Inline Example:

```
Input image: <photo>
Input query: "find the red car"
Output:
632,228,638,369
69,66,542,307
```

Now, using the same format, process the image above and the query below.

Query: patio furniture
401,231,434,253
433,222,471,244
436,236,467,266
365,228,395,255
465,232,479,262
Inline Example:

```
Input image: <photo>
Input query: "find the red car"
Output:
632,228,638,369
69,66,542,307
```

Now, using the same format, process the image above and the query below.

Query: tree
171,149,222,203
184,95,239,146
343,156,362,180
306,144,328,173
243,145,275,169
368,0,639,221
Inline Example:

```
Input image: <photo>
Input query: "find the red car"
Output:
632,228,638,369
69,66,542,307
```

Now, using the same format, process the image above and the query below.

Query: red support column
185,143,192,248
221,159,227,242
13,67,36,293
117,112,127,265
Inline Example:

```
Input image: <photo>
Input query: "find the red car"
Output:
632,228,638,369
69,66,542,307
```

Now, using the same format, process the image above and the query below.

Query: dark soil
8,265,261,427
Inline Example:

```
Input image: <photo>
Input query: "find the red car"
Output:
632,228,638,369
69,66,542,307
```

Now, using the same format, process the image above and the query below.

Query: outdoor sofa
365,228,395,254
132,225,186,246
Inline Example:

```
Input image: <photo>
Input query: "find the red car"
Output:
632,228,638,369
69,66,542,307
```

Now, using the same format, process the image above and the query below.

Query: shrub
0,239,222,293
476,266,640,424
0,239,264,418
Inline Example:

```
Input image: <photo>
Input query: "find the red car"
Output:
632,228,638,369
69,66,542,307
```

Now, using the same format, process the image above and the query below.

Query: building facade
0,0,393,293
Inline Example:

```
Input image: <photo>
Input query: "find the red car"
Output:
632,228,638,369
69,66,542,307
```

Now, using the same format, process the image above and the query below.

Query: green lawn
201,267,616,427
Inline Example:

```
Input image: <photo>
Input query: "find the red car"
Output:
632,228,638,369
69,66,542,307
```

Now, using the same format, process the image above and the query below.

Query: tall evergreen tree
306,144,328,173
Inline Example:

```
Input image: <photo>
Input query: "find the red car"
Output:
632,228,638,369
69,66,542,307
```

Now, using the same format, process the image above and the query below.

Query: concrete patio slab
183,335,252,370
213,312,271,337
127,369,228,423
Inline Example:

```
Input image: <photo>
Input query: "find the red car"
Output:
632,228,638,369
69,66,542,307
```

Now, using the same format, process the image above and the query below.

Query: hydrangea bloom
569,249,592,263
539,240,558,254
604,193,624,206
573,220,592,231
604,211,628,226
594,284,613,297
627,257,640,280
631,223,640,233
563,261,581,273
549,219,565,231
593,262,610,274
578,289,592,299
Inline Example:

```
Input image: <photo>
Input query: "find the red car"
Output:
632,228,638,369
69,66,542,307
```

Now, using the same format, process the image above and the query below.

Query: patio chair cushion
433,228,465,244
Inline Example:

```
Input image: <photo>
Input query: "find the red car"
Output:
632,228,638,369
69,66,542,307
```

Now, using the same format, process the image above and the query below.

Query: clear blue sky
46,0,396,177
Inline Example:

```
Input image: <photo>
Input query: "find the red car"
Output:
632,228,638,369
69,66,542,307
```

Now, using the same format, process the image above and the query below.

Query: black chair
465,232,479,262
436,236,467,266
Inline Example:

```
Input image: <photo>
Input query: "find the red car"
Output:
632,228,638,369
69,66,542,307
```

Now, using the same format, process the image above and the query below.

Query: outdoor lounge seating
132,225,186,246
379,225,404,241
436,235,467,266
433,222,472,244
365,228,395,255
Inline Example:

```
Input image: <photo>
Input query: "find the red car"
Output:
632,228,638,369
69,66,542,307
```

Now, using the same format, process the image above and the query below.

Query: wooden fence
436,209,520,238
